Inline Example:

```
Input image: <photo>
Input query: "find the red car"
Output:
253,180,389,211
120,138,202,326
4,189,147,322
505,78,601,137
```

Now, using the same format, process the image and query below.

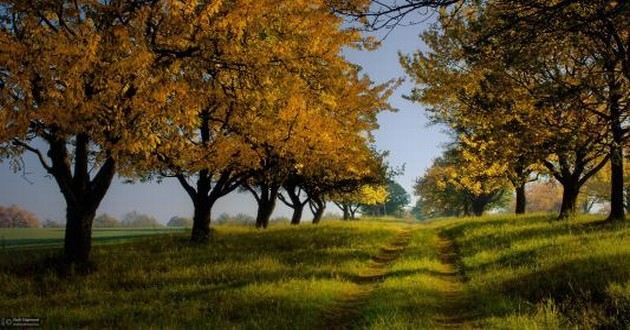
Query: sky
0,19,448,224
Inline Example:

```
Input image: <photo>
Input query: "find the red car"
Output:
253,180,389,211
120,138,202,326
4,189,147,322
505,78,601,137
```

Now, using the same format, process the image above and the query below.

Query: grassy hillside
1,215,628,329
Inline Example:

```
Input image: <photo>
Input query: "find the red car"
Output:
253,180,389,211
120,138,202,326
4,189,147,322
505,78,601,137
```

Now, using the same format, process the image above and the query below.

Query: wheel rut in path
432,232,478,329
319,227,414,330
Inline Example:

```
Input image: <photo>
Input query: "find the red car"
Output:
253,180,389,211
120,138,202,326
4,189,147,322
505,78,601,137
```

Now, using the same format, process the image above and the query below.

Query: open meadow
0,227,186,250
1,215,628,329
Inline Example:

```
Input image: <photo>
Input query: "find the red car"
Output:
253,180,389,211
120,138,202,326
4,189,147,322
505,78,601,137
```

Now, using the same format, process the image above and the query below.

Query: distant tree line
0,205,40,228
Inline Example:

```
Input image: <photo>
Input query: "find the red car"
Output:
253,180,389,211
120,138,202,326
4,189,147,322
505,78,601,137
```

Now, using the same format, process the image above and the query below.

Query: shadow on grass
464,240,630,327
497,253,630,303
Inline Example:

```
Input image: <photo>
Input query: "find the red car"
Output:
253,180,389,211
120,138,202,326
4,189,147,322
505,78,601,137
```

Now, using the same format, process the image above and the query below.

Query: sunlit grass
359,214,629,329
1,216,628,328
440,214,630,328
0,220,402,328
361,229,446,329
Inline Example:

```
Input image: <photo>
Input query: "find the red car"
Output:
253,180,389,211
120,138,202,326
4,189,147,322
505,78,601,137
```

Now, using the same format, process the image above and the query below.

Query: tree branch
176,174,197,201
12,139,53,172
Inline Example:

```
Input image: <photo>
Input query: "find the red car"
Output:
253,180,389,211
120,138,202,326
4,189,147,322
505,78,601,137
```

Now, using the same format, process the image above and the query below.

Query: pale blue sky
0,21,447,223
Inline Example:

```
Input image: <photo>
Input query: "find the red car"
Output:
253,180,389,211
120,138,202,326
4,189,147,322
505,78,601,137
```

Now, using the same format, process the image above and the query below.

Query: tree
167,216,193,228
309,196,327,224
142,0,392,237
415,146,509,218
332,184,389,220
581,159,630,214
471,0,629,221
400,10,544,216
410,199,425,220
401,4,616,220
93,214,120,228
0,205,40,228
0,1,213,264
330,0,458,30
362,180,410,217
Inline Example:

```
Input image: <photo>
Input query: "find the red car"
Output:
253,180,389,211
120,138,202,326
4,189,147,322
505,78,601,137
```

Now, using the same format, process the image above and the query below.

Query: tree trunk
342,205,350,220
290,204,304,225
255,199,276,229
282,183,306,225
558,181,579,220
606,59,625,222
311,198,325,224
191,196,213,243
471,198,487,217
349,206,357,219
463,200,471,217
44,136,116,266
609,148,625,221
64,206,96,266
187,170,213,243
515,183,527,215
255,185,279,229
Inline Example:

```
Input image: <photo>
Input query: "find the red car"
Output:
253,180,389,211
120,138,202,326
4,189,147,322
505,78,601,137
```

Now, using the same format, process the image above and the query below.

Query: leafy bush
0,205,40,228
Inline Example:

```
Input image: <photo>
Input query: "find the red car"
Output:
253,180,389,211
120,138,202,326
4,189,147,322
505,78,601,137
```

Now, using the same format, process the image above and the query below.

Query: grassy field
1,215,629,329
0,227,187,250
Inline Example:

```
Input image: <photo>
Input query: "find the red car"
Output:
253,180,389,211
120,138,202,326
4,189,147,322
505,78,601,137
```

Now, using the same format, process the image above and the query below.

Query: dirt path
320,227,413,330
432,233,477,329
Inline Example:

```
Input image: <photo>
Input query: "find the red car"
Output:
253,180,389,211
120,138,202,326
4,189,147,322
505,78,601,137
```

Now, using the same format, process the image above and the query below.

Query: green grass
0,227,187,250
1,215,629,329
359,214,630,329
444,214,630,329
360,227,446,329
0,221,403,329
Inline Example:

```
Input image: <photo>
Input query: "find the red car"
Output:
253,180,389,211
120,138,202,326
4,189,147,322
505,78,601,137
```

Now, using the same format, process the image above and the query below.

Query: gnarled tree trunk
336,203,350,220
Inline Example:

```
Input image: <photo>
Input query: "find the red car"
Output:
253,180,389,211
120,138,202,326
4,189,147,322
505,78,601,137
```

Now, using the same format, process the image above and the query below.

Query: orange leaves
0,0,395,199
